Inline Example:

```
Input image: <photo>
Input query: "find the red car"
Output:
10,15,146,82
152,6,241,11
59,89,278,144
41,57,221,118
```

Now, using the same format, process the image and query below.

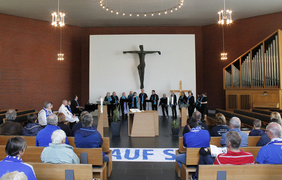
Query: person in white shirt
38,102,53,126
58,100,79,123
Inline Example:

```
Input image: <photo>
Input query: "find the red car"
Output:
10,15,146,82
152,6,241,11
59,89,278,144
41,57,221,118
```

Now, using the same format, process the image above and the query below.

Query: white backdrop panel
89,34,196,113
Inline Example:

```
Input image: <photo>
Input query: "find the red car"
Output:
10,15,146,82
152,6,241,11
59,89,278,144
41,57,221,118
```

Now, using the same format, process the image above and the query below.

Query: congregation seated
257,113,281,146
183,111,208,135
41,129,79,164
57,113,72,136
22,114,44,136
175,117,210,168
220,117,248,147
58,100,79,123
192,131,254,180
38,102,53,126
74,113,109,162
210,113,230,136
256,122,282,164
36,114,69,147
0,109,23,135
249,119,264,136
0,171,27,180
0,137,36,179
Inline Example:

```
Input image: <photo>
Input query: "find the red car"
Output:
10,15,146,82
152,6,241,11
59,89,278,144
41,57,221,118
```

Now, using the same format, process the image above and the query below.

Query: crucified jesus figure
123,45,161,89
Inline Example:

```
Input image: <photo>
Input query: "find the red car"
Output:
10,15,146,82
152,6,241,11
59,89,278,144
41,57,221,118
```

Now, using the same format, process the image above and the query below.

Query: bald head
230,117,241,129
267,122,282,139
62,100,67,106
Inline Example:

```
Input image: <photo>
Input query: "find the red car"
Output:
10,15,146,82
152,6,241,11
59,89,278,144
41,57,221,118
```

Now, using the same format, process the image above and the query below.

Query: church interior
0,0,282,179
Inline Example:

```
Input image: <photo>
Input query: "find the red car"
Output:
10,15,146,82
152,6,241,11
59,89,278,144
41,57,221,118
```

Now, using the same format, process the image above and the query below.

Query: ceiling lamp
58,28,64,61
51,0,65,27
218,0,232,25
99,0,184,17
220,26,227,60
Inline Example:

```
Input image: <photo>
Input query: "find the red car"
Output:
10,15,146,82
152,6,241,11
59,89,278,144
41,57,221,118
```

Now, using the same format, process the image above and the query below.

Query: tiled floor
102,115,182,180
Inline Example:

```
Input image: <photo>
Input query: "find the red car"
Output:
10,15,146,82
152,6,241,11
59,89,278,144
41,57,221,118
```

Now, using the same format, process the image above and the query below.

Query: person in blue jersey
120,92,128,119
74,113,109,163
257,116,281,146
139,89,148,111
256,122,282,164
38,102,53,126
175,117,210,168
36,114,69,147
186,91,195,117
210,113,230,136
170,91,178,119
150,90,159,111
178,91,187,112
131,92,139,108
104,92,113,120
220,117,248,147
0,137,36,180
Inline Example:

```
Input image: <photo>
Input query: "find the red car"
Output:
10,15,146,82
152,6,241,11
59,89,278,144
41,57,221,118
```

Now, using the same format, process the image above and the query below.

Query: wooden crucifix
170,81,191,95
123,45,161,89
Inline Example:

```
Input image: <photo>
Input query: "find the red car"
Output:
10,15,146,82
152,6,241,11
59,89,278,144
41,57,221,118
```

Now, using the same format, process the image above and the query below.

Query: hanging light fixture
51,0,65,27
99,0,184,18
218,0,232,25
221,26,227,60
58,28,64,61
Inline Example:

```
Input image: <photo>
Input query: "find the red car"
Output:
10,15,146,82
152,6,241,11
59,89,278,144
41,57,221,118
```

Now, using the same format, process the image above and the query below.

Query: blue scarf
43,108,52,118
113,96,117,103
107,96,112,102
132,96,138,108
66,105,72,113
199,96,205,107
141,93,145,104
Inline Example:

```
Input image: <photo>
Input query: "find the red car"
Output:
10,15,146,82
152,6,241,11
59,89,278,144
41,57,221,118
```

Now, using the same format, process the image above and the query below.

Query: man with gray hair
220,117,248,147
38,101,53,126
41,130,79,164
0,109,23,135
256,122,282,164
36,114,69,147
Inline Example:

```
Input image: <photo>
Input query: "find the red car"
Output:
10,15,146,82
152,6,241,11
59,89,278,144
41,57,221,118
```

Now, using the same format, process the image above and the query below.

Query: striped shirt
214,150,254,165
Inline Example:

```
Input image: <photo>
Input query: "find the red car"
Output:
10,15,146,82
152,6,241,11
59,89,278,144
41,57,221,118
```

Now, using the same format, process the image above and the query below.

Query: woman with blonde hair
210,113,230,136
270,112,282,125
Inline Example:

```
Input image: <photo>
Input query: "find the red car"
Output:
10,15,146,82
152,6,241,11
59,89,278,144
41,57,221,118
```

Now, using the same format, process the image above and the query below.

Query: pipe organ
224,30,282,110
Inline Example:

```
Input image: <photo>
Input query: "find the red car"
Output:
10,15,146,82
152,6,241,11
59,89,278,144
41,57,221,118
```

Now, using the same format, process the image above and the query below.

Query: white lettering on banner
110,148,178,162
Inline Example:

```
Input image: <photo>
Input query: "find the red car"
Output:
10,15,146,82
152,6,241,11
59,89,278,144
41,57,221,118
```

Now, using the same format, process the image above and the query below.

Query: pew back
198,164,282,180
28,162,93,180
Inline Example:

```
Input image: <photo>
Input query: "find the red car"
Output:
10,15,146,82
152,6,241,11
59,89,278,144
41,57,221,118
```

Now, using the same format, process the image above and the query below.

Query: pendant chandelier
218,0,232,25
51,0,65,27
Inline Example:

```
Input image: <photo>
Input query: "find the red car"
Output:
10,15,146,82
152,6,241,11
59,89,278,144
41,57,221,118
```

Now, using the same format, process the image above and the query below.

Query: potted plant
111,105,121,136
171,120,180,136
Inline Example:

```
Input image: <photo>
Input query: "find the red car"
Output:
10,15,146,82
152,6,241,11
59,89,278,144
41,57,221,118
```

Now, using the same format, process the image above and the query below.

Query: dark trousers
194,155,215,179
171,105,177,119
140,102,146,111
120,103,127,118
188,106,195,117
161,105,168,117
152,104,158,111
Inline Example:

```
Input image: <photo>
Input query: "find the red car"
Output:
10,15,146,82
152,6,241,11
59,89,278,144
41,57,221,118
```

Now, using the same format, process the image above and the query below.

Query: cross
170,81,191,95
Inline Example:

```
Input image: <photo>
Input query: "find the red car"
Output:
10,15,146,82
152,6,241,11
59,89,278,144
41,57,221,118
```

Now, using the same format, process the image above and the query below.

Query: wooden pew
178,136,261,152
3,111,38,124
28,162,93,180
234,109,270,125
198,164,282,180
179,147,261,180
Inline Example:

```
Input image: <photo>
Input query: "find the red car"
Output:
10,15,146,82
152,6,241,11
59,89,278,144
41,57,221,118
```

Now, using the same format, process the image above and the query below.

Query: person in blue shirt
74,113,109,162
210,113,230,136
0,137,37,180
249,119,265,136
36,114,69,147
175,117,210,168
220,117,248,147
256,122,282,164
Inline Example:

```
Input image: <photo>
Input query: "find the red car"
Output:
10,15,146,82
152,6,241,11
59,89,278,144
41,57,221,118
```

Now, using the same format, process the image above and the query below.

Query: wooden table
128,111,159,137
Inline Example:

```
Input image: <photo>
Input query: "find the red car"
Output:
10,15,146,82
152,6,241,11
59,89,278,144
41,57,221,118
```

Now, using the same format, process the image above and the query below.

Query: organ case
224,29,282,110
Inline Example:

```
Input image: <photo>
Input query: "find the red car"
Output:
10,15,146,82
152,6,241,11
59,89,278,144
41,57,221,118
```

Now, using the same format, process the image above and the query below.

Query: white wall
89,34,196,112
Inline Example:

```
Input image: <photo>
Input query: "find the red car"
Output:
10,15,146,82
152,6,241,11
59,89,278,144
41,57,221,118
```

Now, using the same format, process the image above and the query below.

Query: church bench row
198,164,282,180
176,146,261,179
28,163,93,180
0,146,109,180
216,109,261,129
0,136,112,177
234,109,270,125
3,111,39,125
178,136,261,153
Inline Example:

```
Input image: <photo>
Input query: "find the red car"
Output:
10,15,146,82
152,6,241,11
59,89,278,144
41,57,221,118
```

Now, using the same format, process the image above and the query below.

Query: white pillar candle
167,96,170,106
100,97,103,113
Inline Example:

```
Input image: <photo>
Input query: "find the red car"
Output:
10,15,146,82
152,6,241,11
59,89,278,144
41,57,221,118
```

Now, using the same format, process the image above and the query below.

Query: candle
167,96,170,106
100,97,103,113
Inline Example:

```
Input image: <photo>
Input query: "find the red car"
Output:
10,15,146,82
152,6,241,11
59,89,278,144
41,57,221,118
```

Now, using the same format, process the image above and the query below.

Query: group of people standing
104,90,208,120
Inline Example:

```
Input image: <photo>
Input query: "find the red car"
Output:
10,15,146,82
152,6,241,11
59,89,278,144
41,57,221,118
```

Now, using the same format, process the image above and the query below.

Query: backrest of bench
198,164,282,180
0,145,43,162
28,162,93,180
68,136,110,152
73,147,103,166
185,147,261,165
